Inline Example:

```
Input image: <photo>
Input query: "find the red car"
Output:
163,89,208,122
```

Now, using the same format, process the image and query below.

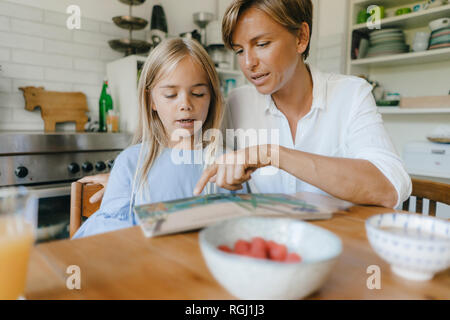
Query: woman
83,0,411,208
193,0,411,208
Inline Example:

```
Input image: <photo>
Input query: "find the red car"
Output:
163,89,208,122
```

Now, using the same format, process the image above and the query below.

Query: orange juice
106,111,119,133
0,216,34,300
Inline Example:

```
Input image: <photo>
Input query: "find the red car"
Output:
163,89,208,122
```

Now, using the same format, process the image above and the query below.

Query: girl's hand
194,145,276,195
78,173,110,203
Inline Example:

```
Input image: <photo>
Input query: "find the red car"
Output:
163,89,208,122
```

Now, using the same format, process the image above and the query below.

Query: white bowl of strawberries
199,216,342,300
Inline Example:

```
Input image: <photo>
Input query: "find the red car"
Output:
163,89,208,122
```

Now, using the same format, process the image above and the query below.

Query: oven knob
95,161,106,171
107,159,115,169
67,163,80,174
15,166,28,178
82,162,93,172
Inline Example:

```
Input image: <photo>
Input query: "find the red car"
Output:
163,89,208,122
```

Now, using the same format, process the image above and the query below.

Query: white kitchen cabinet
346,0,450,165
346,0,450,218
107,55,146,134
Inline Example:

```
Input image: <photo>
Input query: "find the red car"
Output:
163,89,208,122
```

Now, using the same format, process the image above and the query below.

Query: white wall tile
72,84,102,99
318,46,342,60
0,16,10,31
0,107,13,122
0,121,43,131
0,2,140,131
133,30,147,41
0,1,43,22
44,39,100,59
43,10,71,28
0,78,12,93
13,79,73,93
0,31,44,51
99,22,129,37
318,34,344,49
99,22,146,41
0,47,10,61
316,57,342,74
87,98,99,117
44,11,100,33
0,93,24,108
73,30,112,47
73,58,105,73
80,18,101,33
11,19,73,41
12,49,73,69
12,108,42,123
316,34,346,74
1,62,44,80
99,47,123,61
45,68,103,85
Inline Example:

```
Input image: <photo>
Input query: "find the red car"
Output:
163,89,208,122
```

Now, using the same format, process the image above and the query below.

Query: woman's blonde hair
222,0,313,60
131,38,224,195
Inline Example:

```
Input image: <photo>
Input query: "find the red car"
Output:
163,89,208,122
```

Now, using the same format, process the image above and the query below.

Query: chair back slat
70,182,103,238
416,197,423,214
411,179,450,206
403,178,450,215
402,198,410,211
429,200,437,217
82,184,103,218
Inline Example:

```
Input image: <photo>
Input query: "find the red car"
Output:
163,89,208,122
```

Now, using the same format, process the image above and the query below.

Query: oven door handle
27,185,71,198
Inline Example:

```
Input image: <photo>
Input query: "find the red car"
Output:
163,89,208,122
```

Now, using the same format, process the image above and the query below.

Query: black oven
0,132,131,242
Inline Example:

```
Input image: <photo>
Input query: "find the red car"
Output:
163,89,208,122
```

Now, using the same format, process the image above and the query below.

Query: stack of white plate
429,26,450,50
367,28,409,58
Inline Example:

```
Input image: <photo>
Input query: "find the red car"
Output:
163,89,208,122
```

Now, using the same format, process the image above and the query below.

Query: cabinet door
307,0,320,67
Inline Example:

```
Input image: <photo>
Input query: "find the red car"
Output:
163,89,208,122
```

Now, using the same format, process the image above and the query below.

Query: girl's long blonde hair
131,38,224,198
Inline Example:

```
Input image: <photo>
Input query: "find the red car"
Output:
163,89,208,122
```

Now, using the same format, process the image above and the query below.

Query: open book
134,193,352,238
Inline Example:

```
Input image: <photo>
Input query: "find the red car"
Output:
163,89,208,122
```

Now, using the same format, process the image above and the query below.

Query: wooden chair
402,178,450,216
70,182,103,238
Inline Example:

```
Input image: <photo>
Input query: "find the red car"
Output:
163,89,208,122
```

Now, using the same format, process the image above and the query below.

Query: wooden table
24,197,450,300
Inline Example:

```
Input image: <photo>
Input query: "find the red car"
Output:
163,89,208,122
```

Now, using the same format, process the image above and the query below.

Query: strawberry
234,239,251,255
267,240,287,261
285,253,302,263
217,245,232,253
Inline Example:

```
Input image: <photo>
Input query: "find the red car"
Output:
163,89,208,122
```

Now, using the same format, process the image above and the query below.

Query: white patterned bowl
366,213,450,281
199,216,342,300
429,17,450,31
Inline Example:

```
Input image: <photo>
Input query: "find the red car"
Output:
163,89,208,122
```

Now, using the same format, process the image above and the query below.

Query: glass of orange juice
0,187,37,300
106,110,119,133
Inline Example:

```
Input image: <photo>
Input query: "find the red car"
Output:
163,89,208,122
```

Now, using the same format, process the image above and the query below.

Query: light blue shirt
73,144,245,238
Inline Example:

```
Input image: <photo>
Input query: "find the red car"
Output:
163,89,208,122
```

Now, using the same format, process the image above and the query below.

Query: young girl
73,38,244,239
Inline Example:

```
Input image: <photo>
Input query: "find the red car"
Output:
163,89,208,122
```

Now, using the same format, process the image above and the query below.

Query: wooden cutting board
400,95,450,108
19,86,89,132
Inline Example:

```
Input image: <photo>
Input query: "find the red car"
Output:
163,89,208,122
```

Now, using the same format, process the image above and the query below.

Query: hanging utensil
109,0,151,56
112,16,148,30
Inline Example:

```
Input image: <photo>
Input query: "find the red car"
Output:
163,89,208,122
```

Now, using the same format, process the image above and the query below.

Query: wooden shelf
408,169,450,180
352,4,450,31
378,107,450,114
353,0,418,7
216,68,243,77
351,47,450,67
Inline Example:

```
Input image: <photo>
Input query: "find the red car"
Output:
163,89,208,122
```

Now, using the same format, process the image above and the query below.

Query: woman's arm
274,145,398,207
194,144,400,208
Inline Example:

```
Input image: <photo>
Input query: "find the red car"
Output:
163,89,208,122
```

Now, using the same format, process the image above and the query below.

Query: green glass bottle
98,80,110,132
105,81,113,113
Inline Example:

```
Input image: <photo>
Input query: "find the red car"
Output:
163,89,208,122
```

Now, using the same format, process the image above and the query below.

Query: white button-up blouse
225,65,412,207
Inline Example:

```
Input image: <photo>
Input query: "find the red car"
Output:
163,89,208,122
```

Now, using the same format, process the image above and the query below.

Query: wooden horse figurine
19,86,89,132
